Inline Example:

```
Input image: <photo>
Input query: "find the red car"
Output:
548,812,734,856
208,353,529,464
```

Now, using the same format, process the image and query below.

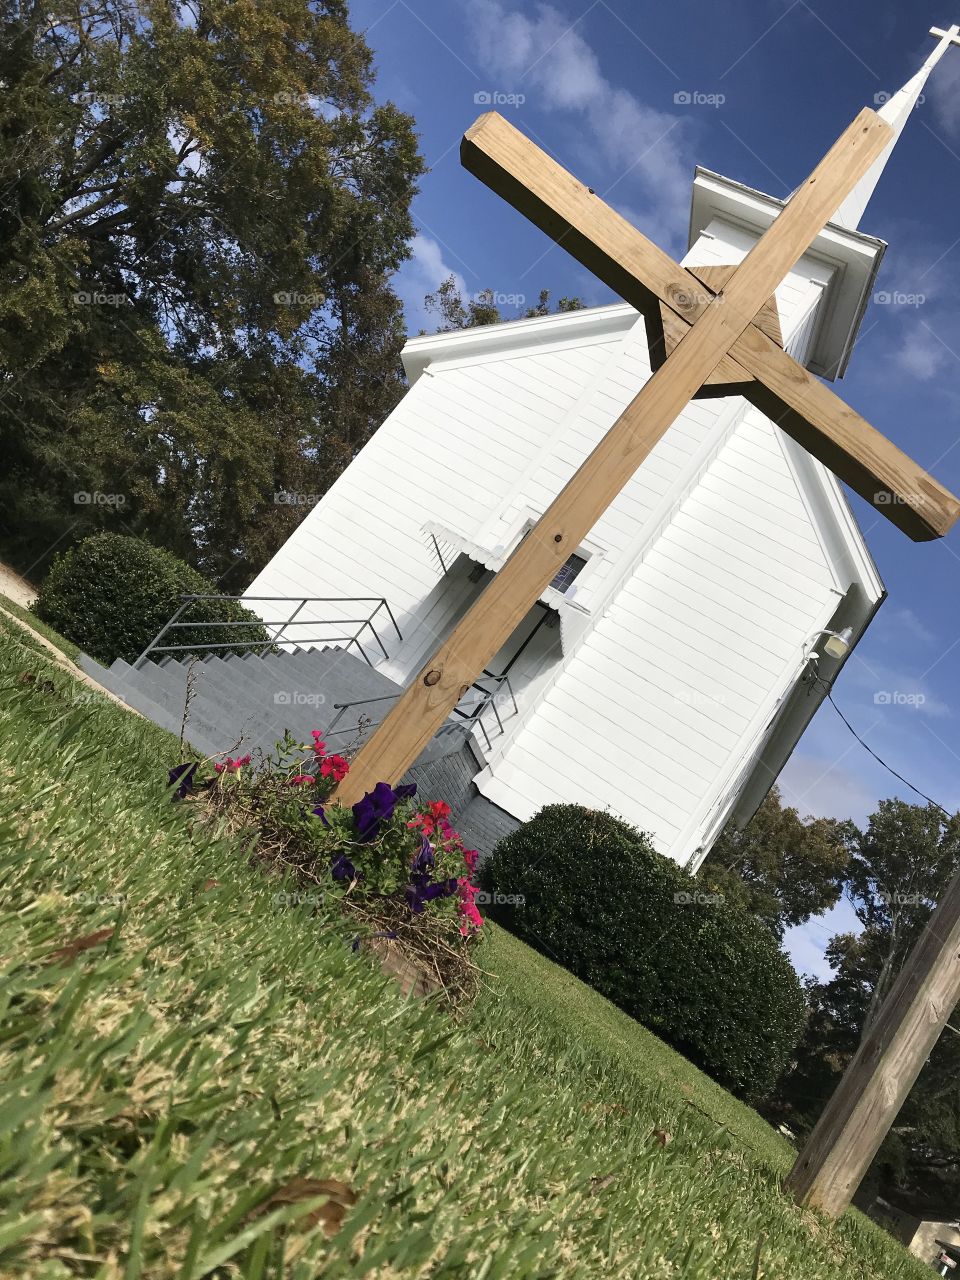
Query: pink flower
408,812,436,837
215,754,251,774
457,875,484,935
288,774,315,786
319,754,350,783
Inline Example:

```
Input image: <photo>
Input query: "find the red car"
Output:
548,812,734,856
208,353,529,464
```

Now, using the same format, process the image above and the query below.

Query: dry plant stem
179,657,200,762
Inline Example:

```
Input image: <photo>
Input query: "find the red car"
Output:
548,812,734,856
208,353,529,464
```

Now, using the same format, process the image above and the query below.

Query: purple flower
405,872,458,913
331,853,357,883
412,835,434,874
395,782,417,800
352,781,400,842
311,805,330,828
168,763,198,801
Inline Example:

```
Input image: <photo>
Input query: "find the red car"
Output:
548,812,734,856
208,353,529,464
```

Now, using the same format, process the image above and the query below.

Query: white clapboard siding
245,329,628,645
476,394,842,865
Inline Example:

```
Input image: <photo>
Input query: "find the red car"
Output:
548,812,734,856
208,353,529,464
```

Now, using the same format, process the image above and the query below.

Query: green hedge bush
480,804,805,1099
34,533,270,665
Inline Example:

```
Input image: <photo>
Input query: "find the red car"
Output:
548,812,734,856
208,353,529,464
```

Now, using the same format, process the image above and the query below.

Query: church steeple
833,24,960,230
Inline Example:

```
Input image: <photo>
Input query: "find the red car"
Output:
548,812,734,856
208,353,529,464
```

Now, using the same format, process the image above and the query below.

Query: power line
823,688,952,819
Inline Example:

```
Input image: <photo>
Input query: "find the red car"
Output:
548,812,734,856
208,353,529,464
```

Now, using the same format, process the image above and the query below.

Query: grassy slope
0,592,80,662
0,614,928,1279
478,925,791,1169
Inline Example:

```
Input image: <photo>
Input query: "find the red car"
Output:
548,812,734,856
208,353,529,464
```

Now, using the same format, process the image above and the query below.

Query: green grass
478,925,793,1168
0,619,928,1278
0,591,80,662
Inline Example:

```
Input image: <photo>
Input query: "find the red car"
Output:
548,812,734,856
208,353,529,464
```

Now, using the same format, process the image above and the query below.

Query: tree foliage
0,0,424,586
422,275,584,333
699,784,855,938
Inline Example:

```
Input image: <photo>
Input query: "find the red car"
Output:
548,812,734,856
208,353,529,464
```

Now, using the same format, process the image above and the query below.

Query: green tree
422,275,584,333
699,784,855,938
523,288,585,318
0,0,424,586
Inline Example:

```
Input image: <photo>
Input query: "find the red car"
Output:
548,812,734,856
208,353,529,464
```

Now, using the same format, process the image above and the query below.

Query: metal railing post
349,631,373,668
430,533,449,576
267,597,307,652
380,598,402,643
134,598,190,668
365,618,390,664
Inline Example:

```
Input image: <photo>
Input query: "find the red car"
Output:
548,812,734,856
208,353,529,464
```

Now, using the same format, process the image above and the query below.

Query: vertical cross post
332,110,893,804
785,865,960,1217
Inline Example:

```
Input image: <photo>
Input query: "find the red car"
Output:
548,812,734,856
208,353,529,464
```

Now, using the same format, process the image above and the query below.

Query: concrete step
122,657,192,716
78,646,510,856
78,654,214,751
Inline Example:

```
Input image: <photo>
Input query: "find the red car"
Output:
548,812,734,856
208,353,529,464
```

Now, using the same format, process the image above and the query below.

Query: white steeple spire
832,24,960,229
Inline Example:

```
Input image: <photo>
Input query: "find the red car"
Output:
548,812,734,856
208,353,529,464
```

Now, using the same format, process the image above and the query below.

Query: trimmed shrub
480,804,805,1099
34,533,270,665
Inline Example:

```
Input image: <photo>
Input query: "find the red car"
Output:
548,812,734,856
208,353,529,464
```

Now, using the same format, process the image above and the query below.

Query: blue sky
348,0,960,977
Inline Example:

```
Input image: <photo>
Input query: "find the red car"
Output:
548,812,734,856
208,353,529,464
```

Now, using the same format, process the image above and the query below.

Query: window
550,553,588,594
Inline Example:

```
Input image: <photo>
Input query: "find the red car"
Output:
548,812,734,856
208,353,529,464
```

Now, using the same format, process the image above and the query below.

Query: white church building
244,52,943,870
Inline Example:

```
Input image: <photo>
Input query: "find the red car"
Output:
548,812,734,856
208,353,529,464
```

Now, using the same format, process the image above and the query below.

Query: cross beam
333,104,960,804
459,112,960,542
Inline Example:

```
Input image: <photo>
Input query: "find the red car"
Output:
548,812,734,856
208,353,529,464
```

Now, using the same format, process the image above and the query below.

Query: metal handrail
324,671,518,755
175,594,403,643
429,532,450,576
133,594,402,669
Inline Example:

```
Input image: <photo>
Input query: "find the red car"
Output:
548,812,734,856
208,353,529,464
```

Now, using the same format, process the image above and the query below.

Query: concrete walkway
0,563,36,607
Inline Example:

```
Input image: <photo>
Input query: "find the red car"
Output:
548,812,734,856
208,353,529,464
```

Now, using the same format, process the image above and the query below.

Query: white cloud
893,327,950,381
394,233,467,336
463,0,691,249
884,606,937,648
841,655,951,719
777,752,880,825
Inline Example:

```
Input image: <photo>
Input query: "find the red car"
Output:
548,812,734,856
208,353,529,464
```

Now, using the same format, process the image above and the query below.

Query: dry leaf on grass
651,1128,671,1147
47,928,115,965
254,1177,357,1238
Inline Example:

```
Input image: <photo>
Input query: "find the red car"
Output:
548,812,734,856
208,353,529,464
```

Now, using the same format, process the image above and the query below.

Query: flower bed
168,731,483,1003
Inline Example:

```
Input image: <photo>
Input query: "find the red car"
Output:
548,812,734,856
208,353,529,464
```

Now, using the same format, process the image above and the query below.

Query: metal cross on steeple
930,22,960,51
834,23,960,228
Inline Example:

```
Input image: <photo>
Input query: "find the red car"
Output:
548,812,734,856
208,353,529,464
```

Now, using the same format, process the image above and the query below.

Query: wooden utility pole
785,867,960,1217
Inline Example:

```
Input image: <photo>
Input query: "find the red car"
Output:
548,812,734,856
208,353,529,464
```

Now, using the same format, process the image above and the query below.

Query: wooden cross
327,57,960,1220
335,105,960,803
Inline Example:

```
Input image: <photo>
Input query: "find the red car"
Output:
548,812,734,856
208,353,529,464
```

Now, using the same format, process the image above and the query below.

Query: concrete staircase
77,646,520,852
81,645,454,761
